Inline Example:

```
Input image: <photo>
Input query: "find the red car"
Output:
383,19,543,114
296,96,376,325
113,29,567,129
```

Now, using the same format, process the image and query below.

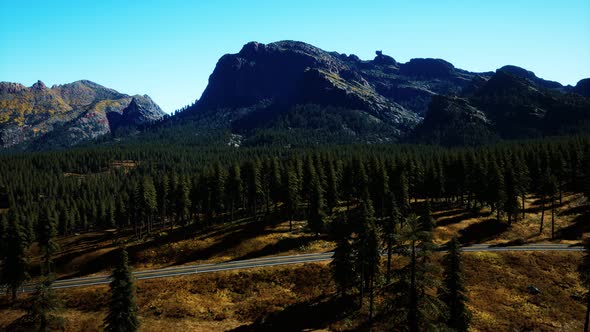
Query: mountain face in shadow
179,40,589,146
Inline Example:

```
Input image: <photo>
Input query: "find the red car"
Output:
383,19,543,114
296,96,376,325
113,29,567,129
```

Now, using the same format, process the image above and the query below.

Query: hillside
0,80,165,149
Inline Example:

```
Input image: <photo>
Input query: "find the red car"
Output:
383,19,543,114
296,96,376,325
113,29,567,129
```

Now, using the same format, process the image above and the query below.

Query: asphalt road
12,243,584,293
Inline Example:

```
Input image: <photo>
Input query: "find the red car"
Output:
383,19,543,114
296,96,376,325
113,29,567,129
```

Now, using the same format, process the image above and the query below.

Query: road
12,243,584,293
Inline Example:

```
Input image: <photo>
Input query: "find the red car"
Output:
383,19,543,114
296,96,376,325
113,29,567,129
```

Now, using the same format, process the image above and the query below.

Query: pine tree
539,169,557,236
487,159,505,220
285,165,300,232
440,236,471,331
330,219,356,298
579,238,590,332
27,277,64,331
225,163,243,221
134,177,157,236
175,176,191,225
209,162,226,215
0,213,8,253
308,170,326,234
269,157,282,212
369,159,389,217
325,159,340,215
387,214,444,332
104,248,139,332
383,198,401,284
513,155,530,220
503,164,520,225
157,174,169,225
1,212,29,301
36,207,59,275
355,200,381,319
243,160,262,218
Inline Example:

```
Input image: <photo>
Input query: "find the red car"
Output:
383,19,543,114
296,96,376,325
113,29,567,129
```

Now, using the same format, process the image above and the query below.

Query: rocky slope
0,80,165,148
183,40,589,145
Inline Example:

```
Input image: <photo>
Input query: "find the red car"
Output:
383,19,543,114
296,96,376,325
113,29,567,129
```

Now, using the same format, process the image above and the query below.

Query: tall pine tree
439,236,471,331
104,248,139,332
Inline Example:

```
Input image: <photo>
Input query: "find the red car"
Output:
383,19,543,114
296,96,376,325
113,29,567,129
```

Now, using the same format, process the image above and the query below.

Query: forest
1,136,590,330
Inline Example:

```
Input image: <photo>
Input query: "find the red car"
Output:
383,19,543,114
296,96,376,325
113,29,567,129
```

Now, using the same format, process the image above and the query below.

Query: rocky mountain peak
574,78,590,97
373,50,397,66
498,65,562,89
31,80,47,91
0,82,27,94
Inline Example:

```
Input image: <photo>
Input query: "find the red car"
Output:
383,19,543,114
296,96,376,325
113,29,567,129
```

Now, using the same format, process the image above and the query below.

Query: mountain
0,80,165,149
181,41,496,143
3,41,588,149
180,40,589,146
411,95,496,146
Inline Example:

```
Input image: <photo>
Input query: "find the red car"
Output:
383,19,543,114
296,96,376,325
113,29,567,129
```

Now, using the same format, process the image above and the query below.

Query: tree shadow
234,235,322,261
228,295,354,332
458,218,509,245
558,203,589,217
437,210,485,227
556,212,590,240
170,213,288,267
432,208,465,219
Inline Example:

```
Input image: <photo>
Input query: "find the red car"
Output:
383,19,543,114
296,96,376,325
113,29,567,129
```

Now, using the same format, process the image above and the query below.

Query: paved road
11,243,584,293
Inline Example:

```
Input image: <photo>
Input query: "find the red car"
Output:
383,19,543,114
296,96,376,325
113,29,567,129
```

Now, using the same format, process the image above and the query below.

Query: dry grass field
0,252,585,331
3,193,588,331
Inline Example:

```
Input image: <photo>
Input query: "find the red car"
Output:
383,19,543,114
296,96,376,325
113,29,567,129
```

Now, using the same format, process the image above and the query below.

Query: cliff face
184,40,589,145
0,80,165,148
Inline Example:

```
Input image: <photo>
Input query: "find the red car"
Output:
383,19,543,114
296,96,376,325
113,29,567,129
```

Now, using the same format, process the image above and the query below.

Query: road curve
13,243,584,293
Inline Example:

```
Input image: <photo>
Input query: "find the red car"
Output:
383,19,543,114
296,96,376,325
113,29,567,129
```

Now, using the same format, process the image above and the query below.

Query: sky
1,0,589,113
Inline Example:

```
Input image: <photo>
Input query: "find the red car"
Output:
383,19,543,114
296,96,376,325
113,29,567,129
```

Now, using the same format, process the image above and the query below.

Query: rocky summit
182,40,590,145
0,80,165,149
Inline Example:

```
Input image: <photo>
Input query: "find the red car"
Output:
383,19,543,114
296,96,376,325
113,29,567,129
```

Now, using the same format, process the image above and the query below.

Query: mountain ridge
0,80,165,149
178,40,590,146
1,40,589,149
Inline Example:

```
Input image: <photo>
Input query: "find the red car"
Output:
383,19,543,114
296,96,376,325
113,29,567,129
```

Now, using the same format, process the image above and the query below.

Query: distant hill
0,80,165,149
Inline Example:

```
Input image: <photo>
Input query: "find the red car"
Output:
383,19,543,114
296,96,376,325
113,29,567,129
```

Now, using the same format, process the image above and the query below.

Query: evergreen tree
503,164,520,225
269,157,282,212
330,219,356,298
513,155,530,220
175,176,191,225
383,197,401,283
1,212,29,301
325,159,340,215
308,169,326,234
370,159,389,217
104,248,139,332
209,162,226,215
388,214,444,332
225,163,243,221
26,277,64,332
157,174,169,224
439,236,471,331
134,177,157,237
243,160,263,218
284,165,300,232
580,238,590,332
486,159,505,220
36,207,59,275
355,199,381,319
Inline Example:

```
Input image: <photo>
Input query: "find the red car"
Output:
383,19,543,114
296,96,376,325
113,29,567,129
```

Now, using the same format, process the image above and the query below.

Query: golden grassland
0,252,585,331
6,192,587,330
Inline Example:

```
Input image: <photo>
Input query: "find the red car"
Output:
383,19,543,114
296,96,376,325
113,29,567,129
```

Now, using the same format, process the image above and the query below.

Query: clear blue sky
1,0,589,113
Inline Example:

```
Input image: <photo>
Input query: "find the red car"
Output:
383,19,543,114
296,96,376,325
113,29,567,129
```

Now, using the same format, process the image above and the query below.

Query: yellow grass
0,252,584,331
